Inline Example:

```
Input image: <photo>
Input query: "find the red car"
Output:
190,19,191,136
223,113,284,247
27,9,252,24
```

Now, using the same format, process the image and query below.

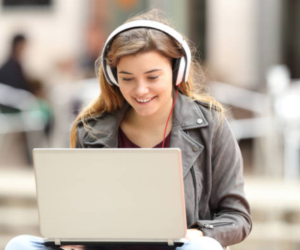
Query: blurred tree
116,0,139,10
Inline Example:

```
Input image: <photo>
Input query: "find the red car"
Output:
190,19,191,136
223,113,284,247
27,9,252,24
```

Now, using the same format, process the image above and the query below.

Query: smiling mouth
135,97,156,103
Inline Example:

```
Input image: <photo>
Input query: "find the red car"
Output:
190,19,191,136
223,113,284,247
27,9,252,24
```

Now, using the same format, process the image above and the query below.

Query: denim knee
5,235,52,250
177,236,223,250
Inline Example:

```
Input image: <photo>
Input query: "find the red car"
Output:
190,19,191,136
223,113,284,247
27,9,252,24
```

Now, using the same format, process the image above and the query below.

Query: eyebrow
118,69,162,75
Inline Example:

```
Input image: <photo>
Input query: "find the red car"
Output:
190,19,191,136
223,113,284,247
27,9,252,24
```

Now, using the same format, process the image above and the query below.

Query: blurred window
2,0,52,8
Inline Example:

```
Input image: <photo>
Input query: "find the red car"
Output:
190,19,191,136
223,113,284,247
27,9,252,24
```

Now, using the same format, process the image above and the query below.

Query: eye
122,77,134,81
148,76,159,80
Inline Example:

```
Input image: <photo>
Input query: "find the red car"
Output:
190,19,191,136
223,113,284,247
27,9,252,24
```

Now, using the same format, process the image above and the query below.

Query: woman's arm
194,117,252,247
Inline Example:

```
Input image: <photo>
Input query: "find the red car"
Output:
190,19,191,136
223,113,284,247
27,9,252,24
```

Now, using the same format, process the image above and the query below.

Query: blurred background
0,0,300,249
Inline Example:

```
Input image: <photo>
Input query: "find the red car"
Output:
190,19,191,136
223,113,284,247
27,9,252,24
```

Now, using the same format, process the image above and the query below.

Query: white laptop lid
33,148,187,244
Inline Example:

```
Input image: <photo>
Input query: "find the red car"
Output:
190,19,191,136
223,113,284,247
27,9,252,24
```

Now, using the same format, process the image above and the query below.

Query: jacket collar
170,92,208,177
84,92,209,177
84,102,129,148
172,92,208,129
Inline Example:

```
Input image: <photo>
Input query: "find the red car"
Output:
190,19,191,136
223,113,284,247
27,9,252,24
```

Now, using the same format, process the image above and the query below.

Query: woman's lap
176,237,223,250
5,235,57,250
5,235,223,250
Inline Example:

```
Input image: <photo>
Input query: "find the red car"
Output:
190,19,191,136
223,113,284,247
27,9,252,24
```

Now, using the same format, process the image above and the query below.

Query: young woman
5,9,251,250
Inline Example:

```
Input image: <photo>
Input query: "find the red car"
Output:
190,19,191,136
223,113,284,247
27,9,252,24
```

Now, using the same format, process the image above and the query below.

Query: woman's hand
60,245,85,250
185,229,204,240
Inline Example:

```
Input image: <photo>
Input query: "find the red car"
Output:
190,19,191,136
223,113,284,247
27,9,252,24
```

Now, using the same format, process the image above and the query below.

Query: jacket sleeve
193,117,252,247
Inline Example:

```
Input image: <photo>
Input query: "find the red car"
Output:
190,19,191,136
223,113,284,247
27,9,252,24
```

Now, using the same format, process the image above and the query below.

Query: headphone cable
162,86,180,148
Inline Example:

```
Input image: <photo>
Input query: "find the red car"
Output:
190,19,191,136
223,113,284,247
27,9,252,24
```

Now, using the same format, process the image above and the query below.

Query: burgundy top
118,128,171,148
111,129,173,250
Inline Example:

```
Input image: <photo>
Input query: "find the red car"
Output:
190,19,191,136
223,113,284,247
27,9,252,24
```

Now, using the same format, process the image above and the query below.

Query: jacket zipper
191,166,198,221
199,222,236,230
184,130,199,222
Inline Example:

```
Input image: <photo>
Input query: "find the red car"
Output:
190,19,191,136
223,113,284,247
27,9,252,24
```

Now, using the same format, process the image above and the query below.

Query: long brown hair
70,9,224,148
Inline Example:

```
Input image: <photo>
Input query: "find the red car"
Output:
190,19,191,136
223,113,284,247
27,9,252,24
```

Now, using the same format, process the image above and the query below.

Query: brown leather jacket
76,92,252,247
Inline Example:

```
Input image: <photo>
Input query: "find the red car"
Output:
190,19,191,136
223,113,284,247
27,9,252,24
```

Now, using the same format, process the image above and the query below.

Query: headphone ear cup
176,57,186,86
106,65,119,86
173,57,186,86
172,58,180,86
112,67,118,83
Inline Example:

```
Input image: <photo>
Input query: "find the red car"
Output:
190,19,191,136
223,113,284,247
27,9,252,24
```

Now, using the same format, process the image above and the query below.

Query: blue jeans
5,235,223,250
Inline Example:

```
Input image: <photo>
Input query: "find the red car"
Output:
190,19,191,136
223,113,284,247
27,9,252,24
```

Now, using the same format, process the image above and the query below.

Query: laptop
33,148,187,248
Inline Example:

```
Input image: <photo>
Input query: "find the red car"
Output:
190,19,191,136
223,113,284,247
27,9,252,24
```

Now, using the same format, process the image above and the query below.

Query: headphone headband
99,20,191,87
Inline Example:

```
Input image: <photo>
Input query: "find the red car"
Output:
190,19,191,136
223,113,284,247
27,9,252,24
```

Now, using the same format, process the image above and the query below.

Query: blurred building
1,0,299,88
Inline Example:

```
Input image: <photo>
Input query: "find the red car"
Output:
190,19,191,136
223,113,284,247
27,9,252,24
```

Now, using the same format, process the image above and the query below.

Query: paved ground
233,178,300,250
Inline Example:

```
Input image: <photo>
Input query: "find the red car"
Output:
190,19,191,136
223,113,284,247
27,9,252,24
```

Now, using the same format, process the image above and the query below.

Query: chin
135,110,156,117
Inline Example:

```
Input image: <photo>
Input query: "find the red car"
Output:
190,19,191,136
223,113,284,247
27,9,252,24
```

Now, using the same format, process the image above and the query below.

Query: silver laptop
33,148,187,248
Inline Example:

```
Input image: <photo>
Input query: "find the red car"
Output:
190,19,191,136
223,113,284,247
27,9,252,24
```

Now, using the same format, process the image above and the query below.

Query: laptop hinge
54,239,61,245
167,239,174,246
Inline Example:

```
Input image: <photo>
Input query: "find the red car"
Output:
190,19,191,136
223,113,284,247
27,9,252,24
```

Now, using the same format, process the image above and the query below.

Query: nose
134,81,149,96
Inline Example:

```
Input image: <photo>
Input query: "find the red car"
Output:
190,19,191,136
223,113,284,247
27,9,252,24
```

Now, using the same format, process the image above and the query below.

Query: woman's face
117,51,173,118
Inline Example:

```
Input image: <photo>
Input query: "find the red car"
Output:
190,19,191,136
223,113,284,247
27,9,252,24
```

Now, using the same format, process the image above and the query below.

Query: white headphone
99,20,191,87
